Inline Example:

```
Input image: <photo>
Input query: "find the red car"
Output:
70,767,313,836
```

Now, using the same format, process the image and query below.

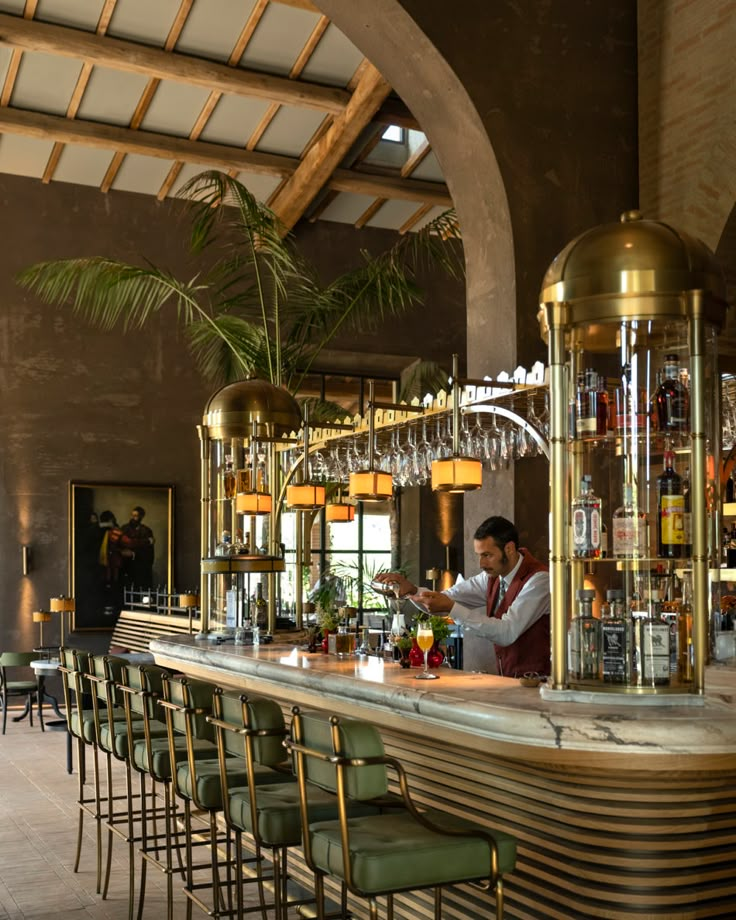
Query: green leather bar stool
117,662,186,920
59,648,106,893
86,655,156,903
287,709,518,920
207,689,300,920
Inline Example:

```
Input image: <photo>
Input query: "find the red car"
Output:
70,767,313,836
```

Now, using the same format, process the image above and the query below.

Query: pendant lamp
286,404,326,510
349,380,393,502
325,489,356,523
431,354,483,493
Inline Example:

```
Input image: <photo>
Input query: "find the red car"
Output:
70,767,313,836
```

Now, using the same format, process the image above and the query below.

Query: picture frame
69,481,174,630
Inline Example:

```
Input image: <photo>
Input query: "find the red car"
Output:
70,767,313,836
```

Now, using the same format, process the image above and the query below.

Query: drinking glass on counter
415,620,438,680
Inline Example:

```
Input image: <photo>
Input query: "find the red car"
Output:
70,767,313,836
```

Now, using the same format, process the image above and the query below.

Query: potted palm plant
16,170,462,405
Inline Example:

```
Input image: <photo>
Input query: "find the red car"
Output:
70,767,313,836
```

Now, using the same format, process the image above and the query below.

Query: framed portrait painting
69,481,174,630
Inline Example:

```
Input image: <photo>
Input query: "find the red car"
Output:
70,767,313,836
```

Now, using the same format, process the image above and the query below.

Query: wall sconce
22,545,31,575
431,354,483,493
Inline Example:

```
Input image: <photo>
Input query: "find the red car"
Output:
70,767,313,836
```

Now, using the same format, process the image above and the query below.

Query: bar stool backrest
216,691,288,767
164,676,216,742
122,664,169,720
59,648,91,738
293,710,388,801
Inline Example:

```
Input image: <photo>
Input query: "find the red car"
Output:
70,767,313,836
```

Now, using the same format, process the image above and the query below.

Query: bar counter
151,635,736,920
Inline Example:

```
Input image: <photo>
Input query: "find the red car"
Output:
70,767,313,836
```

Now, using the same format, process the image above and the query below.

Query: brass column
689,299,707,694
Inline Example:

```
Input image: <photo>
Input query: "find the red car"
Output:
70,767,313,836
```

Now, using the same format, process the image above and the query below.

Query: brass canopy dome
203,378,302,440
538,210,729,339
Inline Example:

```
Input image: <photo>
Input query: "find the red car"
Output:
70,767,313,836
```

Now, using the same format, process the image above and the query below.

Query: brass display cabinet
198,378,302,635
539,211,729,695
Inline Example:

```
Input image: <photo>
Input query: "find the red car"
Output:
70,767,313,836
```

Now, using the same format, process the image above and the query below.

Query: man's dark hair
132,506,146,519
473,516,519,549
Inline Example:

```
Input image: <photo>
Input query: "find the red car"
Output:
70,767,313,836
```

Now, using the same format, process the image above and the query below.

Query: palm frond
186,315,268,384
16,257,208,330
389,209,465,280
399,359,450,402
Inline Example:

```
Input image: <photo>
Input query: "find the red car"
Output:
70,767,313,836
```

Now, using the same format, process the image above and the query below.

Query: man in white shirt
378,516,550,678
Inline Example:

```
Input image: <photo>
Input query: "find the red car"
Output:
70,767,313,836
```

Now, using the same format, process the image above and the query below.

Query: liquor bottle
568,589,600,680
677,573,693,683
615,363,648,436
726,471,735,504
215,530,232,557
635,592,670,687
600,588,630,684
654,353,689,433
571,475,602,559
681,467,692,556
254,582,268,630
596,372,610,438
657,448,685,558
575,369,597,437
612,484,647,559
221,454,236,499
600,522,608,559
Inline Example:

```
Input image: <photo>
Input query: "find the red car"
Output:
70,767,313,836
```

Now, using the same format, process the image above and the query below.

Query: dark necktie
494,578,507,612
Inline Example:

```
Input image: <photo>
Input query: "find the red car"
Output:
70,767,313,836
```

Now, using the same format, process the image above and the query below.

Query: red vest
486,549,550,678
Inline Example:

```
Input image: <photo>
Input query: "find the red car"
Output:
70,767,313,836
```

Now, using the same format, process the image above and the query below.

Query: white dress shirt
434,553,550,647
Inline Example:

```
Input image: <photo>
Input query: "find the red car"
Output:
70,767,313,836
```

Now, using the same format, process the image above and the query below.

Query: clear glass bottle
215,529,232,557
569,589,600,680
571,475,601,559
657,448,685,558
654,353,689,433
600,588,630,684
612,483,647,559
635,592,670,687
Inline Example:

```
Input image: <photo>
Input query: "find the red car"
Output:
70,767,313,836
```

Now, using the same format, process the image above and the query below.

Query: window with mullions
279,505,393,618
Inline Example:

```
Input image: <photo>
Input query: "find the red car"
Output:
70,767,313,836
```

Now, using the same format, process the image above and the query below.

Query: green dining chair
0,651,39,734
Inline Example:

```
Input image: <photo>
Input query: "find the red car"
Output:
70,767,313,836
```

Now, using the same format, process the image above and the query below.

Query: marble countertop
150,635,736,759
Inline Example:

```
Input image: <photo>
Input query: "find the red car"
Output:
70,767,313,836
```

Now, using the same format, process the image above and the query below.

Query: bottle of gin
612,483,647,559
600,588,630,683
569,588,600,680
571,475,601,559
635,592,670,687
657,448,685,558
654,353,689,433
254,582,268,630
215,530,232,557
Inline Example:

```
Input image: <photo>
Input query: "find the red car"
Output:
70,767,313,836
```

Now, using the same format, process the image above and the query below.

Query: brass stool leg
73,736,86,873
369,897,379,920
136,771,148,920
496,878,504,920
434,887,442,919
386,892,394,920
102,751,114,899
92,743,103,894
314,873,326,920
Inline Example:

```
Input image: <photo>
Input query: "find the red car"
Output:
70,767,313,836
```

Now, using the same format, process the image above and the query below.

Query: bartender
377,515,550,678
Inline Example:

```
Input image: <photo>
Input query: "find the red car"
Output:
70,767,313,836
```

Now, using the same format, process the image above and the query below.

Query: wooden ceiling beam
372,98,419,130
268,61,392,231
0,106,451,204
0,11,349,113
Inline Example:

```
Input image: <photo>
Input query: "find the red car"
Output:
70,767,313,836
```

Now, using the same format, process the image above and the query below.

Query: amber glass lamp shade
235,491,273,516
50,596,75,613
179,593,200,608
431,457,483,493
349,470,393,502
325,501,355,523
285,483,326,510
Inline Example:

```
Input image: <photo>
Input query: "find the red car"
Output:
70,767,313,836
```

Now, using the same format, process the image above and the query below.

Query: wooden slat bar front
150,636,736,920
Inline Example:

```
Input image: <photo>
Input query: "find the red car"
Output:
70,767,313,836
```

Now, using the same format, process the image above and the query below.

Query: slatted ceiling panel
111,150,175,193
138,80,211,135
299,22,363,86
254,104,323,156
53,143,116,186
409,148,444,182
0,44,13,78
363,196,426,230
11,50,82,112
0,132,53,175
106,0,183,46
238,2,320,75
195,96,270,146
174,0,260,61
35,0,106,29
76,67,149,124
317,190,377,224
228,169,282,201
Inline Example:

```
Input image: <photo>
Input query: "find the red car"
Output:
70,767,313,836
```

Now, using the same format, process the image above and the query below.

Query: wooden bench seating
109,610,200,655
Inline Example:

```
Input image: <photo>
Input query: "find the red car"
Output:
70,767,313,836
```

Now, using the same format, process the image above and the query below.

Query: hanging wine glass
415,417,432,485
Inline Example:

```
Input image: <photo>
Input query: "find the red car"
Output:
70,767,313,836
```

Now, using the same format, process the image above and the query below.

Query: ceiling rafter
157,0,270,200
100,0,194,193
0,11,349,113
0,0,38,107
308,124,384,222
268,61,392,231
0,105,451,205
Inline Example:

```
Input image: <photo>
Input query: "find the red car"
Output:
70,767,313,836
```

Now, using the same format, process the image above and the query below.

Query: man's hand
407,591,453,614
373,573,417,596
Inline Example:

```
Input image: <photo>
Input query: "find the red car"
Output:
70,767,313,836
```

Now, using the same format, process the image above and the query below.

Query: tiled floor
0,713,295,919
